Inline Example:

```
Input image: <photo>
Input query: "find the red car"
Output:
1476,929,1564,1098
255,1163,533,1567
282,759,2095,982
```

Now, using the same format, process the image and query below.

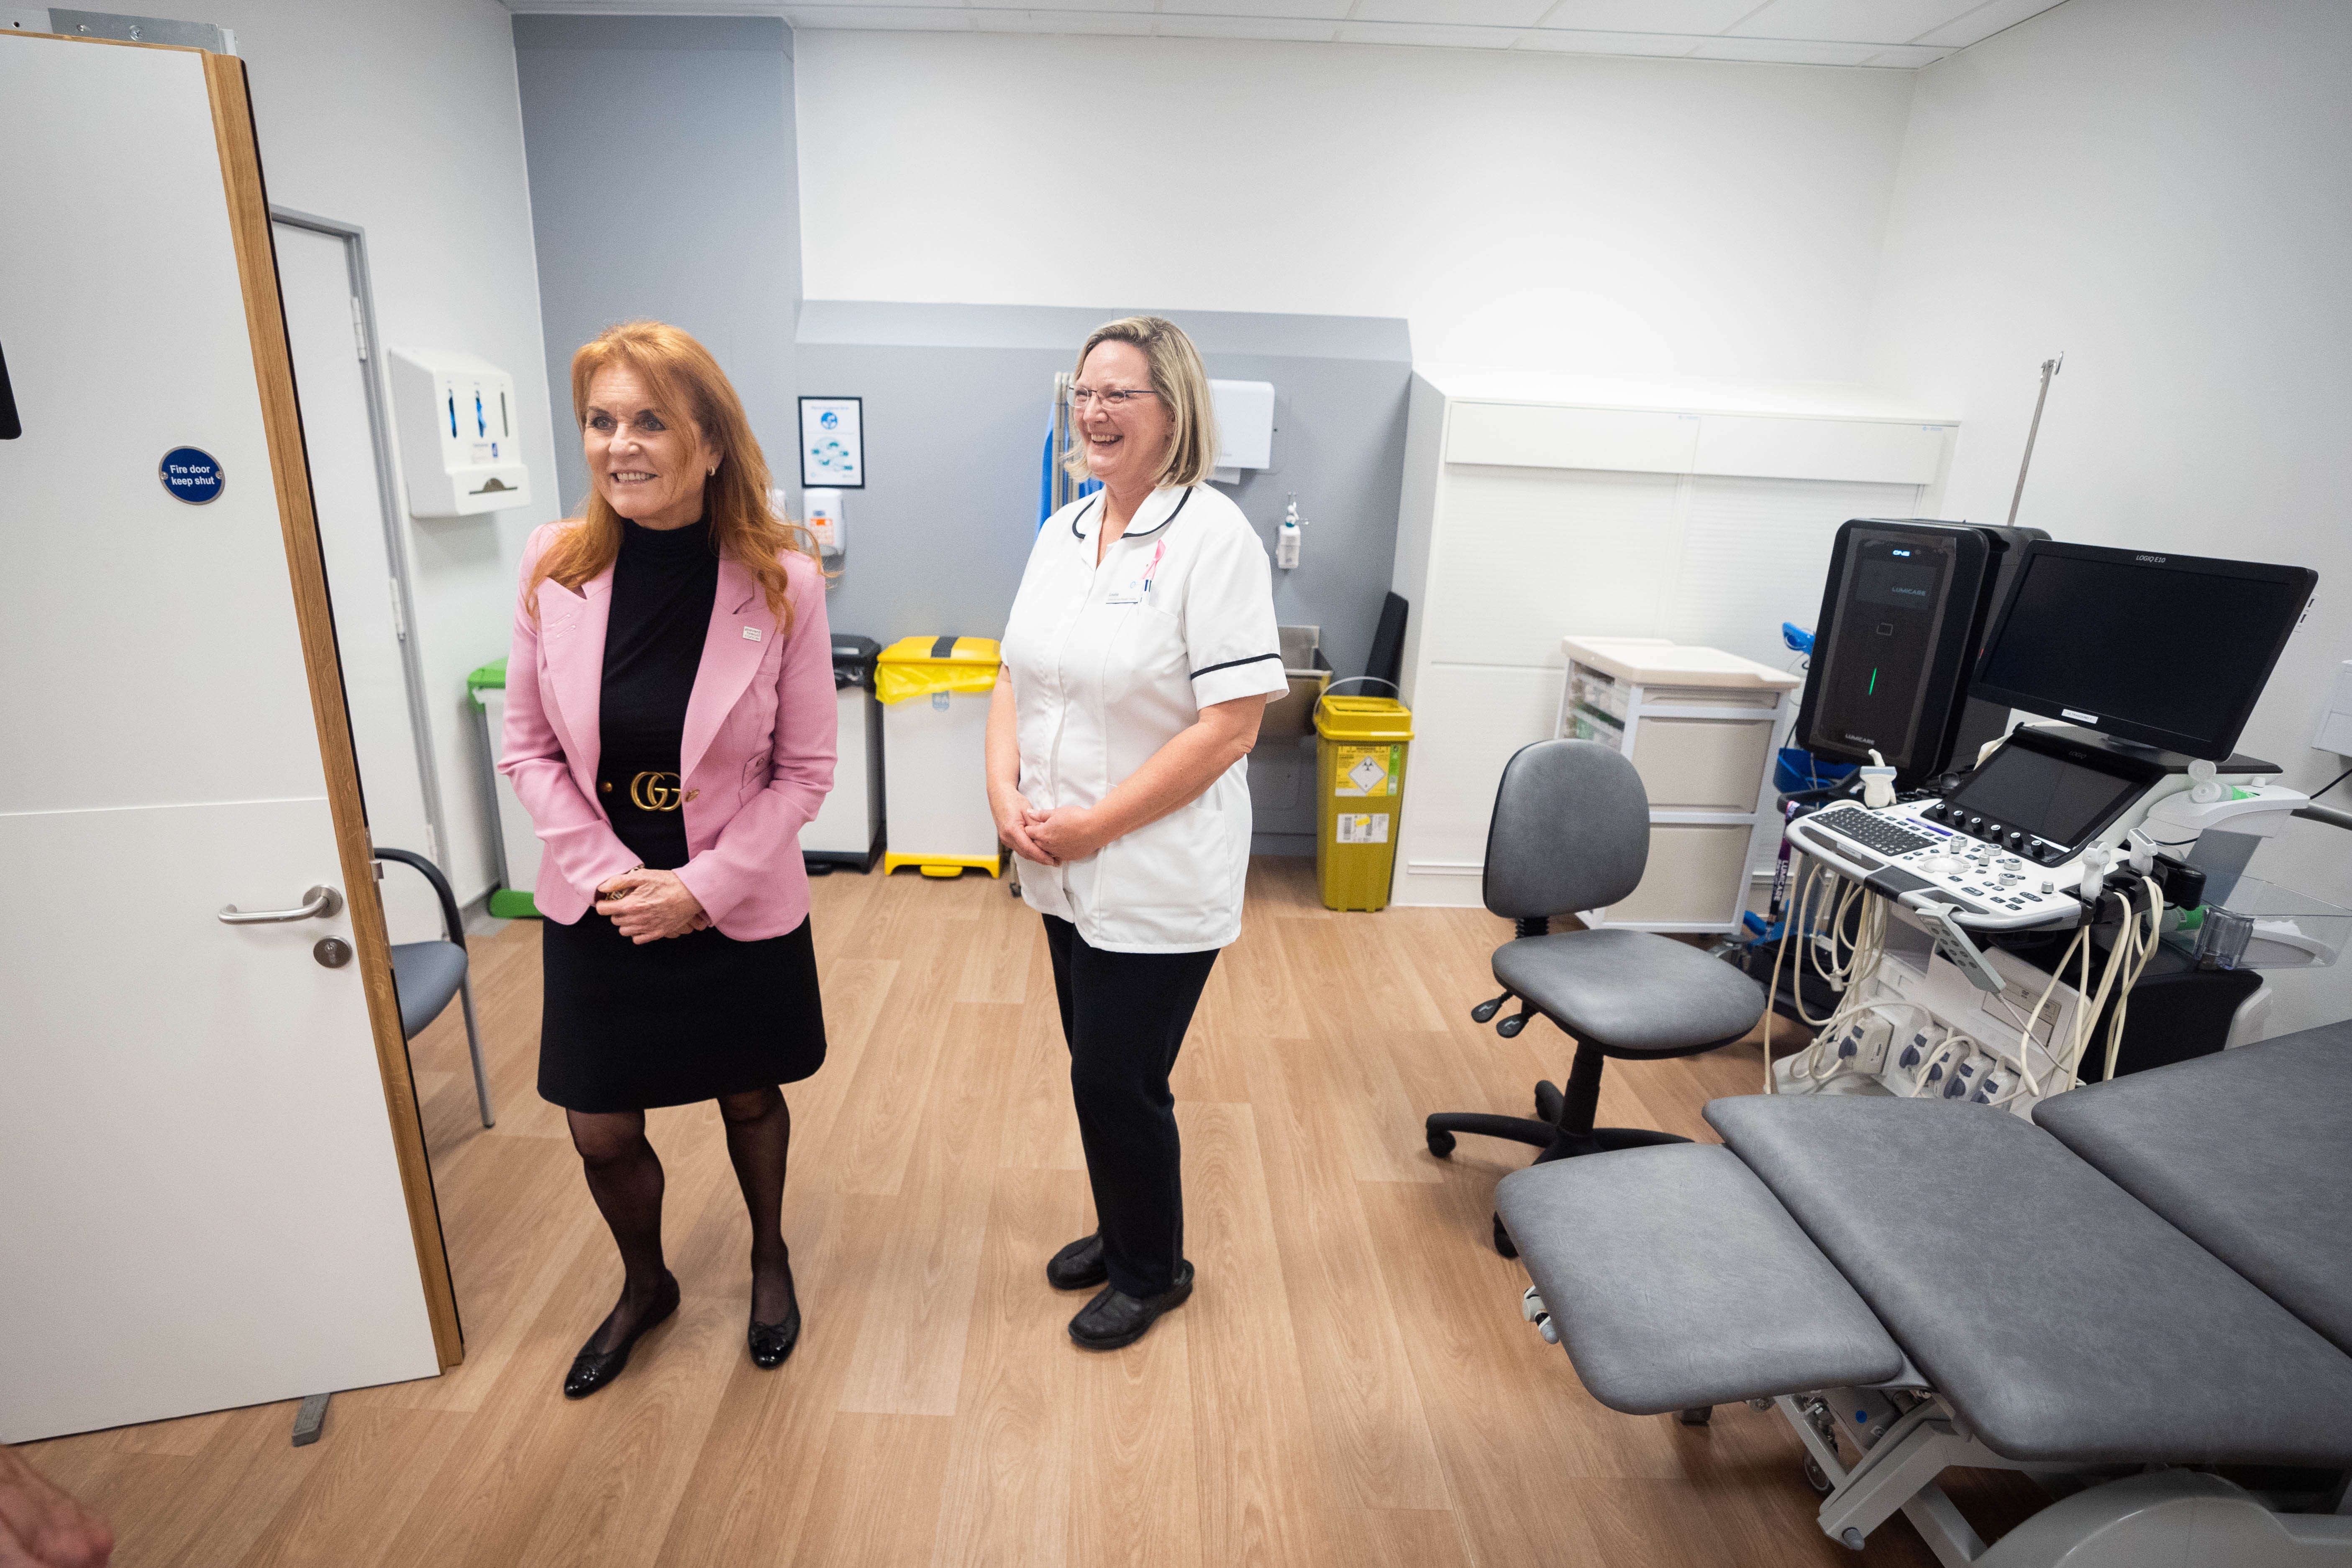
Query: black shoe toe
1068,1261,1194,1351
748,1301,802,1370
1046,1232,1108,1291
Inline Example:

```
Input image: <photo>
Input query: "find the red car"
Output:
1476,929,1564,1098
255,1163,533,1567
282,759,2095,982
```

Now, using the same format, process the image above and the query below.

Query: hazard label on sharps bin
1335,745,1401,797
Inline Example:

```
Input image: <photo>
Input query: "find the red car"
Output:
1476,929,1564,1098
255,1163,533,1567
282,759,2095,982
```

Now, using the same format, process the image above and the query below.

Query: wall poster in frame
799,395,864,489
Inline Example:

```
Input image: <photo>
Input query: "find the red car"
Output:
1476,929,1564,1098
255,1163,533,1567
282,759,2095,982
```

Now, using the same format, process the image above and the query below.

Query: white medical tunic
1002,484,1287,953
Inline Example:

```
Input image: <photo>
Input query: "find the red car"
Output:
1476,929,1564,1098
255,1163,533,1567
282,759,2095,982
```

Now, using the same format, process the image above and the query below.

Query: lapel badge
742,626,764,642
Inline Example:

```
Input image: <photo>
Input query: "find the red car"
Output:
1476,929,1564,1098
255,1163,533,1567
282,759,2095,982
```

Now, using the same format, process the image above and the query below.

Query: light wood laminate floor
26,859,2037,1566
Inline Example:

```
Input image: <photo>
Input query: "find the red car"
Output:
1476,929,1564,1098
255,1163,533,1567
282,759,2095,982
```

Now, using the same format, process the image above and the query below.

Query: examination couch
1495,1023,2352,1566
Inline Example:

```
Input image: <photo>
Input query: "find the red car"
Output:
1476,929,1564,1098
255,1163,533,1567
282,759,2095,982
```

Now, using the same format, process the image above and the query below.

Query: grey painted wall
797,301,1410,678
797,301,1410,853
512,15,799,515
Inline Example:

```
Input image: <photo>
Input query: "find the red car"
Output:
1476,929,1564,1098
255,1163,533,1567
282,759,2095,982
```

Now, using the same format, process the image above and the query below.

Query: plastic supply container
804,635,884,872
876,635,1002,878
1314,695,1413,911
466,658,541,918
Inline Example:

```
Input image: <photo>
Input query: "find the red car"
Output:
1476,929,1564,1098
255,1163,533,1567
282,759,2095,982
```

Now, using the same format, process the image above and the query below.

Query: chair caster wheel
1676,1406,1712,1427
1426,1128,1456,1158
1496,1015,1527,1038
1804,1456,1834,1495
1491,1214,1517,1258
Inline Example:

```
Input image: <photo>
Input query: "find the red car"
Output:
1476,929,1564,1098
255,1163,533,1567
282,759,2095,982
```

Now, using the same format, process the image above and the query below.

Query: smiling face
1073,340,1172,494
582,363,722,530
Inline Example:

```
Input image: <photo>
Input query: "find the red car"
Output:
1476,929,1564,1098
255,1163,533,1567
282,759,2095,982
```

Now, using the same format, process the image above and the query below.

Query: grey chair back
1482,740,1650,920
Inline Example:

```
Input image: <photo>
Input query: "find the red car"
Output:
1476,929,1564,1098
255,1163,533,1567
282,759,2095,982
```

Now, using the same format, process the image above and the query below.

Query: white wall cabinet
1388,372,1956,908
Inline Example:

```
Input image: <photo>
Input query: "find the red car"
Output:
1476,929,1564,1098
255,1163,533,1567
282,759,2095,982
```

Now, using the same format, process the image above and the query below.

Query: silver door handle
218,885,344,924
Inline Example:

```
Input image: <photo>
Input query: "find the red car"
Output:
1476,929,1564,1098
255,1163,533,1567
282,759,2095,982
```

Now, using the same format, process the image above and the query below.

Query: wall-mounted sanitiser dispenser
389,348,530,518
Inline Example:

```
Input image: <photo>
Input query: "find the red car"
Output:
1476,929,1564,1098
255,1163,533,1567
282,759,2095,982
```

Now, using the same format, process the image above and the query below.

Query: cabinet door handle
218,885,344,924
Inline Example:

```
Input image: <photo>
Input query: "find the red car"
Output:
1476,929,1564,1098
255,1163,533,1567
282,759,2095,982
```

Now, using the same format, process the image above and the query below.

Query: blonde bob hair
529,320,821,635
1064,315,1219,491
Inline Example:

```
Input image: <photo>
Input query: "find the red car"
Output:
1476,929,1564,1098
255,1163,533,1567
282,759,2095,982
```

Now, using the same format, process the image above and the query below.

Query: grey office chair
377,847,494,1128
1425,740,1766,1255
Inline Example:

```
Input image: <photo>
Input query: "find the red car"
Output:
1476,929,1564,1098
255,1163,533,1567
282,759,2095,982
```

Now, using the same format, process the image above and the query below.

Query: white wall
219,0,559,901
1867,0,2352,1033
795,32,1916,383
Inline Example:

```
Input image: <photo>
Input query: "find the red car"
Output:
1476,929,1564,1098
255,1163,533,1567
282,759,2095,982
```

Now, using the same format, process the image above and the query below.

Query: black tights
566,1086,797,1353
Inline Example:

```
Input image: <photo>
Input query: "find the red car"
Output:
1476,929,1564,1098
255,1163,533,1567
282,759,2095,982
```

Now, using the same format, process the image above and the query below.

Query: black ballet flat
562,1273,681,1399
748,1299,802,1370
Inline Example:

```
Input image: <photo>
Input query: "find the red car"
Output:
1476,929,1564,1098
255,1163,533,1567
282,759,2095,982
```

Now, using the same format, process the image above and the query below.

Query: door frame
205,50,462,1367
267,204,451,872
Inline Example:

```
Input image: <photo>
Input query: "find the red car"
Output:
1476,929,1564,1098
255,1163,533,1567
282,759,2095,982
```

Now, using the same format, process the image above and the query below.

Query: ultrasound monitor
1970,543,2316,762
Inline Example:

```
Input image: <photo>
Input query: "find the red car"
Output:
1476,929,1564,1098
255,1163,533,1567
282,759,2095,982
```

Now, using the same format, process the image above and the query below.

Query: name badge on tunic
1104,577,1148,606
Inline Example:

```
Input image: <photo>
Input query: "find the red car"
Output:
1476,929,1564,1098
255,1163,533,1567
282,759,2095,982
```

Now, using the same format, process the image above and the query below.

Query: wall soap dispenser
389,348,531,518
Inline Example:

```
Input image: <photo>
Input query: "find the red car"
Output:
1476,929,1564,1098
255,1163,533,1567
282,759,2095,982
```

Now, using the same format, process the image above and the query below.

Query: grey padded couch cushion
1492,931,1765,1056
2034,1027,2352,1358
1497,1144,1903,1414
1707,1094,2352,1466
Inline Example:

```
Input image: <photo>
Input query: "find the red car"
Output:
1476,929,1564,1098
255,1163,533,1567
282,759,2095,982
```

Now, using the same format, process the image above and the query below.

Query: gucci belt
598,771,698,811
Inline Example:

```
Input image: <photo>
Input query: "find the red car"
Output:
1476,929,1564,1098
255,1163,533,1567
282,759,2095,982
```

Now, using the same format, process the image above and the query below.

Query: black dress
538,518,828,1112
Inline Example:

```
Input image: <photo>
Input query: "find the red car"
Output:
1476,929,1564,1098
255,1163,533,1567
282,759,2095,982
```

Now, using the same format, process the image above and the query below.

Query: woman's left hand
594,869,710,944
1025,804,1112,863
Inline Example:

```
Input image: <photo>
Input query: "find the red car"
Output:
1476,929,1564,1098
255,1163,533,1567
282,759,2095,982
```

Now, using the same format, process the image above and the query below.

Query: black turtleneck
598,518,719,869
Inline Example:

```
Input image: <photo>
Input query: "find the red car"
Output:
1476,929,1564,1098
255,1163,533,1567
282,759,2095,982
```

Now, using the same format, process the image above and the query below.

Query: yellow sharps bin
1313,694,1413,911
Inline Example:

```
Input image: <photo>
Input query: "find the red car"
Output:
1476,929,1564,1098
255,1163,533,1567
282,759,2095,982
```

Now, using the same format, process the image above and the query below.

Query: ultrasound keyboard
1787,802,2083,932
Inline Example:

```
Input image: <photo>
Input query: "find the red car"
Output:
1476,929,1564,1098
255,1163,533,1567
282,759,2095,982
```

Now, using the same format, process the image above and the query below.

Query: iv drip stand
2005,353,2064,528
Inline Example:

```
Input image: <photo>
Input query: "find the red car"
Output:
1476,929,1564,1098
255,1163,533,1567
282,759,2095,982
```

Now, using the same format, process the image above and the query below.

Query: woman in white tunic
990,316,1286,1349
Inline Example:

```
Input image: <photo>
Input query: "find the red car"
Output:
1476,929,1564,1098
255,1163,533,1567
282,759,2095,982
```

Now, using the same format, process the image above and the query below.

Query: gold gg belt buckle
627,771,697,811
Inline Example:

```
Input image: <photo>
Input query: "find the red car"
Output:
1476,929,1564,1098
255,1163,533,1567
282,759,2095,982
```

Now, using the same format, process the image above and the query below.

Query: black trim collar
1068,485,1194,541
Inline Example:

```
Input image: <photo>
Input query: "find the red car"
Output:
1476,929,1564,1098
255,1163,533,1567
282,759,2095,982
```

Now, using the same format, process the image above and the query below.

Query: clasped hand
594,868,709,944
993,794,1111,867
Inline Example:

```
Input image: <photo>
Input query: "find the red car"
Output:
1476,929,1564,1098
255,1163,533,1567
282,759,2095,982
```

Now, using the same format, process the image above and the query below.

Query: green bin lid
466,657,507,710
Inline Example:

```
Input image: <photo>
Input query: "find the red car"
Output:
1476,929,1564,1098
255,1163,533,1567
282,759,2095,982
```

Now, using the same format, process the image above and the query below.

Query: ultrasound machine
1772,525,2323,1109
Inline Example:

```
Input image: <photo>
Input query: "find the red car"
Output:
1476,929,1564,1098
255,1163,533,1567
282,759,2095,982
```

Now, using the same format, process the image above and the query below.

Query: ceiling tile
1153,14,1344,40
1910,0,2069,47
783,4,976,26
1684,34,1891,63
971,7,1156,26
1335,19,1525,48
1726,0,1980,45
1351,0,1555,24
970,0,1153,13
1512,28,1700,55
1530,0,1757,29
1154,0,1352,16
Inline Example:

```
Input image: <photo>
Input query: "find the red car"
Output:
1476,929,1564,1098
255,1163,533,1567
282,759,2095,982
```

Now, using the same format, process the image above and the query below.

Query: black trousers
1043,914,1220,1298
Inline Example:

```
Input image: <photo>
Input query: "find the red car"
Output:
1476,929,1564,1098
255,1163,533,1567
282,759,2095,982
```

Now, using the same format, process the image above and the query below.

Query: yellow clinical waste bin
875,635,1003,878
1314,695,1413,912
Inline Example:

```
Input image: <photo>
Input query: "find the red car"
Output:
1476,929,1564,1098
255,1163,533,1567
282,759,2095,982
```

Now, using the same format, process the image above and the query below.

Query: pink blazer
498,522,836,940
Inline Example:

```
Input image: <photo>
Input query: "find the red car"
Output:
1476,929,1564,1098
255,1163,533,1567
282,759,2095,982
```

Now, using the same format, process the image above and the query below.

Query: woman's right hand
991,788,1060,867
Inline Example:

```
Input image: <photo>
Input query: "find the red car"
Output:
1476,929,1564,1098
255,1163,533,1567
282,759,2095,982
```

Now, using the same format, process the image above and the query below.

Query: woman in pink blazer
500,321,835,1399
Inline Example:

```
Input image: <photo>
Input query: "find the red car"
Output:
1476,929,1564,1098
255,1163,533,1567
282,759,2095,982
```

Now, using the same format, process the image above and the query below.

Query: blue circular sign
159,446,225,505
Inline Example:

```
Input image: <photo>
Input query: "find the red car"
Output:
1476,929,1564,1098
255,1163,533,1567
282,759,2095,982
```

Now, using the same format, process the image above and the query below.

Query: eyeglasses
1069,386,1160,410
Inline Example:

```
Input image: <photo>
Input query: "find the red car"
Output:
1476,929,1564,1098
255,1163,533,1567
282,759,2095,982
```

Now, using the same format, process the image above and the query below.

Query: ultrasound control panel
1783,726,2177,931
1787,803,2079,930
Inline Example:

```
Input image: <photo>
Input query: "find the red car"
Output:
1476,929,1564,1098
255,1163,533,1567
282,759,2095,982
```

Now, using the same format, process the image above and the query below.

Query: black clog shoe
1067,1261,1194,1351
